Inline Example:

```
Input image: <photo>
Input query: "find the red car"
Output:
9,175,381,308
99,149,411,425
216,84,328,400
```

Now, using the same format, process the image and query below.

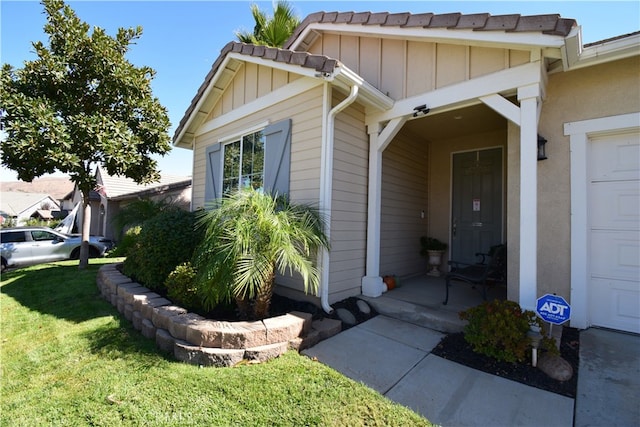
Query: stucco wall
528,56,640,302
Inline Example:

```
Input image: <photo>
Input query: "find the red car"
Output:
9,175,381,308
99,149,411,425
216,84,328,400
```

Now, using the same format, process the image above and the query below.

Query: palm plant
194,188,328,320
235,1,300,48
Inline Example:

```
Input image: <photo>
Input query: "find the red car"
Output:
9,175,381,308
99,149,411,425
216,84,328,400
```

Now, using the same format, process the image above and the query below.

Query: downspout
319,82,360,314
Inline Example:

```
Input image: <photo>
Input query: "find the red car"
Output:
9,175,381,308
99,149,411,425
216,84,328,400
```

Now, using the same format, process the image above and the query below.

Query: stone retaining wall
97,264,342,367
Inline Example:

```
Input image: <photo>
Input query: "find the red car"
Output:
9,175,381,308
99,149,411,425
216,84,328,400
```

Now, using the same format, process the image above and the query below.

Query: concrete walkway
302,315,640,426
575,328,640,427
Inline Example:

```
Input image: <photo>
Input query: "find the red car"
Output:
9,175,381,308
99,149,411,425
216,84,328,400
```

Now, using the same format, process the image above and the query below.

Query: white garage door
588,131,640,333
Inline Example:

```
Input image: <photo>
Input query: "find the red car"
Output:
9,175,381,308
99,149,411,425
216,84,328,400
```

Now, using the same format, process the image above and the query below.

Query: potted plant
420,236,448,276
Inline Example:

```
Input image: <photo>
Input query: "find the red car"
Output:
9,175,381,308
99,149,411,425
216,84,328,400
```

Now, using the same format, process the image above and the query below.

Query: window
204,119,291,204
31,230,57,241
1,231,26,243
222,130,265,195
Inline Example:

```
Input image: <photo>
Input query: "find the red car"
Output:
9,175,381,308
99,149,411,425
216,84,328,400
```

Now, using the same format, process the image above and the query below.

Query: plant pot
427,250,444,277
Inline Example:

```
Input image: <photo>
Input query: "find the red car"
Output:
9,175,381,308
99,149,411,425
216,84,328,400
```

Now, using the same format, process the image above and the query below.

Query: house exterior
61,166,191,240
0,192,61,225
173,11,640,334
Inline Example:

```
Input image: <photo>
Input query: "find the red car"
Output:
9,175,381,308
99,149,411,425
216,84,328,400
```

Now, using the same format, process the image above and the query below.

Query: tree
0,0,171,269
194,188,329,320
235,1,300,48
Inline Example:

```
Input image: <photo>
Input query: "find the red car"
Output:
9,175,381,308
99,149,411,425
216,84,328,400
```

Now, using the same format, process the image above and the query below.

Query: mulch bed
431,326,579,398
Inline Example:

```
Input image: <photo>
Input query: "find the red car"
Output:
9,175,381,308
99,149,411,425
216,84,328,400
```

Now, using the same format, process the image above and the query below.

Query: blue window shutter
204,143,221,204
263,119,292,196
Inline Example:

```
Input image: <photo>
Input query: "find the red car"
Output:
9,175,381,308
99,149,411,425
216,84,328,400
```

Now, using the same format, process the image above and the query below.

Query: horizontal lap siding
192,86,323,210
380,129,429,277
328,100,368,302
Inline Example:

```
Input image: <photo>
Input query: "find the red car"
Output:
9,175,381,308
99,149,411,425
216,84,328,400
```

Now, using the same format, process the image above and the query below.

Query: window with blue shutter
204,119,291,204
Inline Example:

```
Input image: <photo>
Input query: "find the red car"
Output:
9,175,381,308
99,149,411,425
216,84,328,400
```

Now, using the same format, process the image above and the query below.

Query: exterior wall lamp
537,135,548,161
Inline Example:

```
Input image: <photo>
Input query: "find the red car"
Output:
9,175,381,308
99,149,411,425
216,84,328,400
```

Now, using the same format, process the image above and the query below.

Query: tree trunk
235,295,251,320
253,271,276,320
79,192,91,270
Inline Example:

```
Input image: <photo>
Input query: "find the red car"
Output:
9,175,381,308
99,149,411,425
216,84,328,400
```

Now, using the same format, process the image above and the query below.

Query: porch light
413,104,430,117
537,135,548,161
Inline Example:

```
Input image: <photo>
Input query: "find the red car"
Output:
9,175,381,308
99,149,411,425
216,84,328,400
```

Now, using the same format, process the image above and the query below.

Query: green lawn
1,259,431,426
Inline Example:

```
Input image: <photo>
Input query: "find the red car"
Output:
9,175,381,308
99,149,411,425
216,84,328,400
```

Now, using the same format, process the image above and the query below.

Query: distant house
61,166,191,240
174,10,639,334
0,192,61,225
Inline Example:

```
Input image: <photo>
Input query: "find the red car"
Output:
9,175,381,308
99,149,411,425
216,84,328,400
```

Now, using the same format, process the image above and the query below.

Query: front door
451,148,503,265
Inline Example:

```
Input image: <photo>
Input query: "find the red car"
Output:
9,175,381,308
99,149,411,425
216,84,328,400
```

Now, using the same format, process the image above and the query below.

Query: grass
1,259,432,426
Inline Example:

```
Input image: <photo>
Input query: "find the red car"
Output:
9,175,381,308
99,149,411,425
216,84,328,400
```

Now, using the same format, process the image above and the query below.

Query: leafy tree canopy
235,1,300,48
0,0,171,196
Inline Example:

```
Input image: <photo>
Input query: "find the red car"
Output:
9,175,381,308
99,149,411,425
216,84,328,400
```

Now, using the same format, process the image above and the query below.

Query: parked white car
0,227,112,271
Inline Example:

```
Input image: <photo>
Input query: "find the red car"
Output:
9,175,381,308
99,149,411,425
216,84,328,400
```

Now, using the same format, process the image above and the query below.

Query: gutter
318,82,360,314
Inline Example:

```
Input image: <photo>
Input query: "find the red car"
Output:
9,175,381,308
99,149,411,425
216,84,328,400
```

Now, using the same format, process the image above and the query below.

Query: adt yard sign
536,294,571,325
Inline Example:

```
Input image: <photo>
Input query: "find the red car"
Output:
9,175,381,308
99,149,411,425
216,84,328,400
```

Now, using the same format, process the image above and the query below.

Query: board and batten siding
308,35,529,100
328,99,370,302
208,65,300,121
379,128,430,278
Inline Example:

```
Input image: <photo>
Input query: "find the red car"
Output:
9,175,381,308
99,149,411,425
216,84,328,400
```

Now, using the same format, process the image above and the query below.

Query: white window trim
565,112,640,329
217,121,270,144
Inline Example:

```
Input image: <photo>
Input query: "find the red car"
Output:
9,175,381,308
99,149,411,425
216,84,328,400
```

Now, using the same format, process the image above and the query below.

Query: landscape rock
356,299,371,314
244,342,288,363
336,308,357,326
538,353,573,381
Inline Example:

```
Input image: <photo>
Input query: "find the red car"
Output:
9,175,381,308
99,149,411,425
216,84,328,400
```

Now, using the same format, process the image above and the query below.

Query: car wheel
70,248,80,260
1,258,7,273
88,247,100,258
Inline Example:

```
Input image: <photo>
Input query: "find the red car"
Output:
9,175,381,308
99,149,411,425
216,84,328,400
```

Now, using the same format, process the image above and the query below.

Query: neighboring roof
584,30,640,48
0,192,60,217
31,209,55,220
284,11,576,50
96,166,191,200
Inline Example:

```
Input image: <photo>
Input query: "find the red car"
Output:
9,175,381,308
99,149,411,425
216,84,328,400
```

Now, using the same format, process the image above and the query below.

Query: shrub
459,300,556,363
165,262,201,311
123,208,201,291
109,226,141,257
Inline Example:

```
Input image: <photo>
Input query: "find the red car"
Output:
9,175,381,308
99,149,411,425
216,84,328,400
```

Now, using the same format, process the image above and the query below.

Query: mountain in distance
1,176,74,200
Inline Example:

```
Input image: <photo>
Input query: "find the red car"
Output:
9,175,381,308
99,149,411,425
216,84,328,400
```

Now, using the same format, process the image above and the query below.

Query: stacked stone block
97,264,341,367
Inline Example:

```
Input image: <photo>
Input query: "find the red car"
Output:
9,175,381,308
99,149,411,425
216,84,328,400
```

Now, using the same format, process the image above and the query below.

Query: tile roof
97,166,190,199
0,192,60,216
173,11,577,146
284,11,577,49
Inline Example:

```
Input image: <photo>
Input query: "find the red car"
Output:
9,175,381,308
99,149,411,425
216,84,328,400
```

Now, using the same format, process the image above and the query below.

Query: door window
30,230,57,241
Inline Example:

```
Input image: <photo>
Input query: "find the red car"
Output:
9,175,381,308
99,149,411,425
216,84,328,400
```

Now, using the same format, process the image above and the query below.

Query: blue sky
1,0,639,181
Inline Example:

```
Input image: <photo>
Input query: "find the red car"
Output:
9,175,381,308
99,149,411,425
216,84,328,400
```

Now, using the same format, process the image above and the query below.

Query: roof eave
330,66,394,111
565,31,640,71
289,22,570,52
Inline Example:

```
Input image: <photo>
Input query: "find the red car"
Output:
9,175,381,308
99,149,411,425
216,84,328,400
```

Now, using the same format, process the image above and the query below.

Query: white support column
517,84,541,311
362,128,385,297
362,118,406,298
